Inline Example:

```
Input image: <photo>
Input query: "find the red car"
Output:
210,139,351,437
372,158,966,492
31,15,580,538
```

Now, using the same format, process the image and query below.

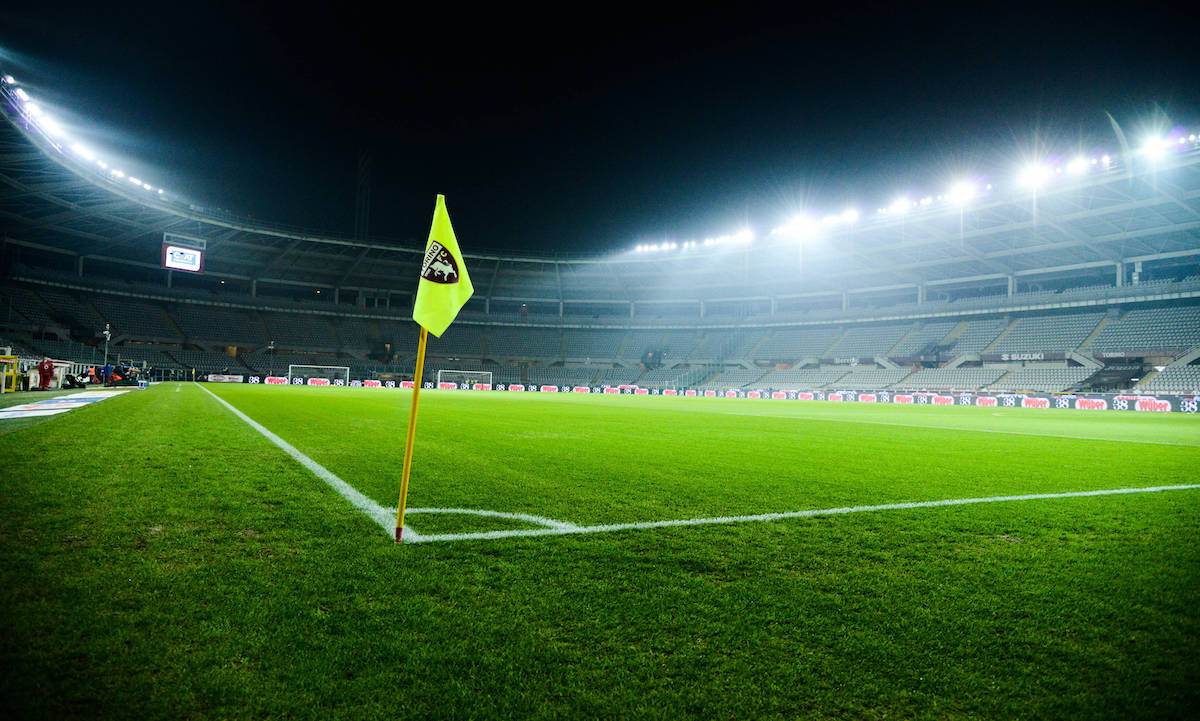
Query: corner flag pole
395,326,429,543
394,194,474,544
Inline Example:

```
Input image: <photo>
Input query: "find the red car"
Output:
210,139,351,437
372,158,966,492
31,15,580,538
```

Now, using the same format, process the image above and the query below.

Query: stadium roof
2,74,1199,308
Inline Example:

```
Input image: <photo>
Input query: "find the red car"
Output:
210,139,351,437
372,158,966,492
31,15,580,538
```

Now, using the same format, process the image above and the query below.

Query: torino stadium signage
214,376,1199,412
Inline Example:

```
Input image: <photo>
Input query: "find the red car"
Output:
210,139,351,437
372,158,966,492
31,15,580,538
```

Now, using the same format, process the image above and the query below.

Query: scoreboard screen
161,233,206,273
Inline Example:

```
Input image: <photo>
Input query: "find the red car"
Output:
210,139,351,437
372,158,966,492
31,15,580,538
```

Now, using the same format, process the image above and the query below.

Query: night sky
1,3,1196,255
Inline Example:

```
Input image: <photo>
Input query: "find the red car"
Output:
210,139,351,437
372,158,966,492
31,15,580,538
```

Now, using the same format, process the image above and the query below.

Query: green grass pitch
2,382,1198,719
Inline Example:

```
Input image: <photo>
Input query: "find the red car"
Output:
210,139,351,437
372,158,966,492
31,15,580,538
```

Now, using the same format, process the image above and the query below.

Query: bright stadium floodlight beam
2,75,15,85
1019,164,1051,190
71,143,95,161
14,87,29,101
841,208,859,224
1066,156,1088,175
1141,137,1167,160
890,196,911,214
947,181,975,205
38,115,65,137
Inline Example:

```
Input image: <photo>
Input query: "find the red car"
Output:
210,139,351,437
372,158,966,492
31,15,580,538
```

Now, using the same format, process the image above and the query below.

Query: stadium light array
0,72,171,200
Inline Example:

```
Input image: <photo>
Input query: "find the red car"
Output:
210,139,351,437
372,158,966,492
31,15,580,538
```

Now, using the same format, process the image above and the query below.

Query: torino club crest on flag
412,195,474,337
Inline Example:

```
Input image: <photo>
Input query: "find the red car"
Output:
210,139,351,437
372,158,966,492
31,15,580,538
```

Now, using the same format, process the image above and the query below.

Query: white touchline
404,485,1200,544
198,385,412,539
199,386,1199,546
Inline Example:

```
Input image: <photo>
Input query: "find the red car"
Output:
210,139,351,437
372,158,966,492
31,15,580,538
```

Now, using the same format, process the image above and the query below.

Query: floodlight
947,181,975,205
1019,164,1050,189
38,115,65,137
71,143,95,161
2,75,14,84
142,183,152,190
889,197,910,214
734,229,754,244
1141,137,1167,160
1101,155,1111,167
96,160,107,169
110,169,125,178
1066,156,1088,175
841,208,859,224
24,101,42,117
128,176,142,185
14,88,29,101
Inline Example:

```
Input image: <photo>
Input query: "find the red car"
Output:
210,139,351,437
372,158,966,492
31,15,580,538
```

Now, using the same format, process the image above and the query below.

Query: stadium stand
1141,366,1200,393
828,368,913,389
987,366,1095,392
826,324,911,358
750,327,843,360
888,322,957,357
1086,306,1200,353
988,312,1104,354
893,367,1006,390
756,367,852,388
947,319,1007,354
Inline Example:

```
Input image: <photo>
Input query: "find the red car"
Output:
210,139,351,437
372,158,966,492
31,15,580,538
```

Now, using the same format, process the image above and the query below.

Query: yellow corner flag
412,194,474,337
395,194,474,543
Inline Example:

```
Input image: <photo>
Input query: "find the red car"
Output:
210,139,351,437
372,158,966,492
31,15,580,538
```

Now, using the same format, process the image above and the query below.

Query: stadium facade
2,73,1199,396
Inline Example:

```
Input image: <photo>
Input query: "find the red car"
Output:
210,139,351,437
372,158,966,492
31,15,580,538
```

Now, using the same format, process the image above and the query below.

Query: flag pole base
395,527,403,543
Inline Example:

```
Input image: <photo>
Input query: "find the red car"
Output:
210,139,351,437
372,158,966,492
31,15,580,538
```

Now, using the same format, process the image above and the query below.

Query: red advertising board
540,385,559,393
603,387,620,394
265,376,287,385
663,389,678,396
364,380,382,388
508,384,526,391
438,382,457,390
400,380,415,389
307,377,330,386
573,386,590,393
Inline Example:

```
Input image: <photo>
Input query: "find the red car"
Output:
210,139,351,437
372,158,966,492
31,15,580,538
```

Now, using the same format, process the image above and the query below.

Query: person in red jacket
37,358,55,391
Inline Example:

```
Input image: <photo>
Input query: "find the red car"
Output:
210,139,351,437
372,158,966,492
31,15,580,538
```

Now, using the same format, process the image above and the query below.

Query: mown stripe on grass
715,411,1200,447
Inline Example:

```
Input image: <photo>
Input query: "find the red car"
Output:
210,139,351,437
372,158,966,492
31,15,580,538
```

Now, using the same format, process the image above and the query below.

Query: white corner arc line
405,507,578,530
404,484,1200,544
195,387,1198,547
197,385,408,539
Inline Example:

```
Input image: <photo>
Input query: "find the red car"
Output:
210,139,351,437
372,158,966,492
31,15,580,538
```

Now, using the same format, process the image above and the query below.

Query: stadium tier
1,79,1198,392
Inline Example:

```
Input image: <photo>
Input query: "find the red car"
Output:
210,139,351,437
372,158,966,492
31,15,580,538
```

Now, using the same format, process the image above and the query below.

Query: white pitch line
198,385,411,539
403,484,1200,544
406,507,578,530
195,385,1199,547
